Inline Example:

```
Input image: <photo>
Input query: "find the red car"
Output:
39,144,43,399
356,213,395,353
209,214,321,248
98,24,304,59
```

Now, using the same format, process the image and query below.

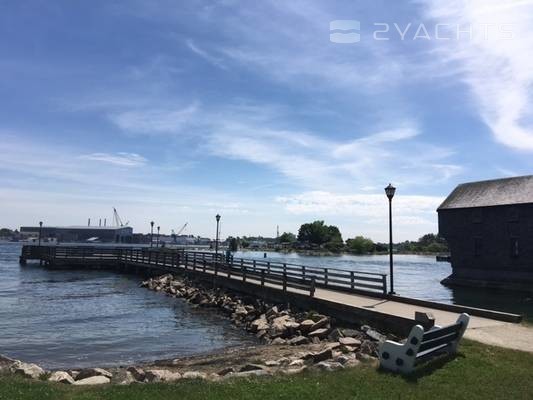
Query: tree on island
297,220,343,251
278,232,296,243
346,236,375,254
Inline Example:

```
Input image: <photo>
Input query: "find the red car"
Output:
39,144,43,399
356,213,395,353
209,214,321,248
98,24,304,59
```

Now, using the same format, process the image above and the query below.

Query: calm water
0,243,255,369
1,245,532,369
234,251,533,321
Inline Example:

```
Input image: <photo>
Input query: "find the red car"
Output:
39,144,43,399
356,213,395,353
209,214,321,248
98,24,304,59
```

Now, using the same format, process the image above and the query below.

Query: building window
510,238,519,258
474,237,483,257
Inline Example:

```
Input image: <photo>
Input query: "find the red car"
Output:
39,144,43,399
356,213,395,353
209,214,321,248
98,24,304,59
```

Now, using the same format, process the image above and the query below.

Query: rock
271,315,292,335
126,366,146,382
288,336,309,346
264,360,280,367
231,369,270,378
344,359,361,368
364,328,386,342
328,328,343,341
145,369,182,382
217,367,235,376
277,357,290,366
341,329,360,338
289,359,305,367
308,328,329,339
356,353,379,366
73,376,111,385
48,371,74,384
10,361,45,380
299,319,315,333
415,311,436,331
283,321,301,332
315,361,344,372
335,355,353,365
311,337,321,344
250,317,269,333
324,342,341,350
239,364,264,372
182,371,207,380
266,306,279,319
76,368,112,381
313,348,333,363
0,354,16,372
115,371,137,385
310,317,329,332
339,337,361,347
281,366,307,375
340,345,356,353
271,337,286,345
234,306,248,317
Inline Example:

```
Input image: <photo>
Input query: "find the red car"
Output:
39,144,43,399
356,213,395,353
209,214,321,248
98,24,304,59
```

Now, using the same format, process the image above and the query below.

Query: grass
1,340,532,400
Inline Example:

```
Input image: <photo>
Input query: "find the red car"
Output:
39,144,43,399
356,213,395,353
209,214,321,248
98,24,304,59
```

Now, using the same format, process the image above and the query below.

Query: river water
1,243,531,369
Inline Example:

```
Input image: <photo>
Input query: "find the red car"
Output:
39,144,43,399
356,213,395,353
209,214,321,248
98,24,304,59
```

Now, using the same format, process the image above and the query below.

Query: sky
1,0,532,241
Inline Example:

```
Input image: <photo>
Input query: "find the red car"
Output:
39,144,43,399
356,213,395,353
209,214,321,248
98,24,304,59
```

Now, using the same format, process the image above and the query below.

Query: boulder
10,361,45,380
250,317,269,333
281,366,307,375
308,328,329,339
310,317,329,331
48,371,74,384
315,361,344,372
182,371,207,380
115,371,137,385
327,328,343,341
271,337,286,345
339,337,361,347
217,367,235,376
76,368,112,381
299,319,315,333
231,369,270,378
289,359,305,367
239,364,264,372
264,360,280,367
73,376,111,385
341,329,360,338
288,336,309,346
312,348,333,363
126,366,146,382
145,369,182,382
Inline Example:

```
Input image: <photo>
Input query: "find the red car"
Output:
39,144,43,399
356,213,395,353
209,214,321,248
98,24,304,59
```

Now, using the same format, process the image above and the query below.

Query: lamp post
157,226,160,248
150,221,154,248
385,183,396,295
215,214,221,257
38,221,43,246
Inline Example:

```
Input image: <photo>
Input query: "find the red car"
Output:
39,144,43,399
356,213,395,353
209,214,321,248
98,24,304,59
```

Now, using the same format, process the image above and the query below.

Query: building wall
438,204,533,284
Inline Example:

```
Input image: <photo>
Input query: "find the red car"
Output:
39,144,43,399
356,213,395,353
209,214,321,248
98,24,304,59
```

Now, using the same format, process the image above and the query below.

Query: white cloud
421,0,533,151
185,39,227,69
80,152,147,167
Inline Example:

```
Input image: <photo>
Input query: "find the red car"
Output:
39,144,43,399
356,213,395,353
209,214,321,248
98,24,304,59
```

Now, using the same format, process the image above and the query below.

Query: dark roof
438,175,533,210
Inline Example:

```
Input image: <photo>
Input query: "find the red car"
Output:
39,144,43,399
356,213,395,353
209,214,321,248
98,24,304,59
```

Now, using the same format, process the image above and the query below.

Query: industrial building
20,225,133,243
438,175,533,291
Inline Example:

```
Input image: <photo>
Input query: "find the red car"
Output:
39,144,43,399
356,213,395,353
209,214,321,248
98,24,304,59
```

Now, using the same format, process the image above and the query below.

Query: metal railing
21,245,388,296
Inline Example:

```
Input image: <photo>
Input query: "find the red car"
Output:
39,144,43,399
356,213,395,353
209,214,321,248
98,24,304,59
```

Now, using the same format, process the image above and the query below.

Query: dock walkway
20,245,532,353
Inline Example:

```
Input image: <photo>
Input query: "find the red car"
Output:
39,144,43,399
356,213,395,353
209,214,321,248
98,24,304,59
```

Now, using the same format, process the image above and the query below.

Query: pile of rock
141,274,384,355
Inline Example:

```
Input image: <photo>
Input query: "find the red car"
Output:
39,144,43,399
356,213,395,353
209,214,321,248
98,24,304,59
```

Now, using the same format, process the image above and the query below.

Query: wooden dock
20,245,528,350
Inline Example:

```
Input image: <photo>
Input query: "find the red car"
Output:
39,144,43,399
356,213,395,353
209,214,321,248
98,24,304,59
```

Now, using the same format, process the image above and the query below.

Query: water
234,251,533,321
0,243,255,369
1,245,532,370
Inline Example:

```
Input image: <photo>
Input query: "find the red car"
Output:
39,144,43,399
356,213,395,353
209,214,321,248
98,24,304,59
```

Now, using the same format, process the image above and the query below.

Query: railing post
283,270,287,292
267,262,271,275
185,253,188,270
242,264,246,282
203,258,207,273
252,260,256,274
350,271,355,290
227,258,231,278
382,275,388,296
310,277,316,297
324,268,329,287
302,265,305,279
261,269,265,286
193,253,197,271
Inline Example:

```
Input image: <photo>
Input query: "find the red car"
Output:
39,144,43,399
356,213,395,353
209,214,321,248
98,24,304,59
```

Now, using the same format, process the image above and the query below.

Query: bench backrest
416,313,470,359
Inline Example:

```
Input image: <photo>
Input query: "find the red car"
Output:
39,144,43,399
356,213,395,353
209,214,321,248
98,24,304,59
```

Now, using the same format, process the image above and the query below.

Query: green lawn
1,340,532,400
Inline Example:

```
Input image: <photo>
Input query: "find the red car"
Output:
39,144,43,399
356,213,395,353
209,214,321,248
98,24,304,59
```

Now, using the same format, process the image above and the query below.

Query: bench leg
379,325,424,374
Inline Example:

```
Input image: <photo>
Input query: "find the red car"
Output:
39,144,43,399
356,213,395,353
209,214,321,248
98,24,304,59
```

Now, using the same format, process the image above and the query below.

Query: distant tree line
219,221,448,255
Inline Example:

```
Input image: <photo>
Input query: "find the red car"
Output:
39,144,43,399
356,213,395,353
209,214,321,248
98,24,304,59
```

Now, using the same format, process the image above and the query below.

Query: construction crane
112,207,129,227
171,223,188,243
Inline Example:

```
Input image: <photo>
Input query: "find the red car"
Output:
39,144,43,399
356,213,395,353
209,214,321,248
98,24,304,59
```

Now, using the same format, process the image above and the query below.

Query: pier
20,245,532,352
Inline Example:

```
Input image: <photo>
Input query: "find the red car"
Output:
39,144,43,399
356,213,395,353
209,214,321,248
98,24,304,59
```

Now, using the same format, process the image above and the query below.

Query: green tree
297,220,342,245
278,232,296,243
346,236,375,254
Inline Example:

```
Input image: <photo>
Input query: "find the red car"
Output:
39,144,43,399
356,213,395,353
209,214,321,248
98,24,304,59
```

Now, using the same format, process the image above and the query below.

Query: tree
278,232,296,243
228,237,239,252
346,236,375,254
297,220,342,245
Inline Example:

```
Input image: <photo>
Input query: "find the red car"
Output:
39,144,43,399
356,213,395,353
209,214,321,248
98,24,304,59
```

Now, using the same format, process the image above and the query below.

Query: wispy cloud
80,152,147,167
421,0,533,151
185,39,227,69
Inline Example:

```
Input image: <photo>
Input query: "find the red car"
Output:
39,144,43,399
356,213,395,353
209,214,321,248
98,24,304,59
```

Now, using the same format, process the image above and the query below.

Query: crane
112,207,129,227
171,223,188,243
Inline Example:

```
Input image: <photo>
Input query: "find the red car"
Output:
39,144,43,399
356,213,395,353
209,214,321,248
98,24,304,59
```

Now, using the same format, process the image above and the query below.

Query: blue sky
1,0,532,241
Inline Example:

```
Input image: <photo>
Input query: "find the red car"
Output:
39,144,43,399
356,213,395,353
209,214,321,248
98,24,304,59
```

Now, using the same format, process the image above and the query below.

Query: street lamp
385,183,396,295
150,221,154,248
157,226,160,248
215,214,221,257
38,221,43,246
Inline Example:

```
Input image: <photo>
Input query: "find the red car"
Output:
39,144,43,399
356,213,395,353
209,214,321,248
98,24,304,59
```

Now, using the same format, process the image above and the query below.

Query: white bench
379,313,470,374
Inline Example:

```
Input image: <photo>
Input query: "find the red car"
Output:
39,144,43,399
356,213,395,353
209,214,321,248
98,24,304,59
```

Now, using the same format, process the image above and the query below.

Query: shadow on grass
377,352,466,383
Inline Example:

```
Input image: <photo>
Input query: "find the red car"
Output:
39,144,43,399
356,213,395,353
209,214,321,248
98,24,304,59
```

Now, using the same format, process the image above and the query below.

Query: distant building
438,175,533,291
20,226,133,243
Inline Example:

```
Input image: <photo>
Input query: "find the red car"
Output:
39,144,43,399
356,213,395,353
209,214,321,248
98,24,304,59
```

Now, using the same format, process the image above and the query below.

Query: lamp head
216,214,221,222
385,183,396,200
